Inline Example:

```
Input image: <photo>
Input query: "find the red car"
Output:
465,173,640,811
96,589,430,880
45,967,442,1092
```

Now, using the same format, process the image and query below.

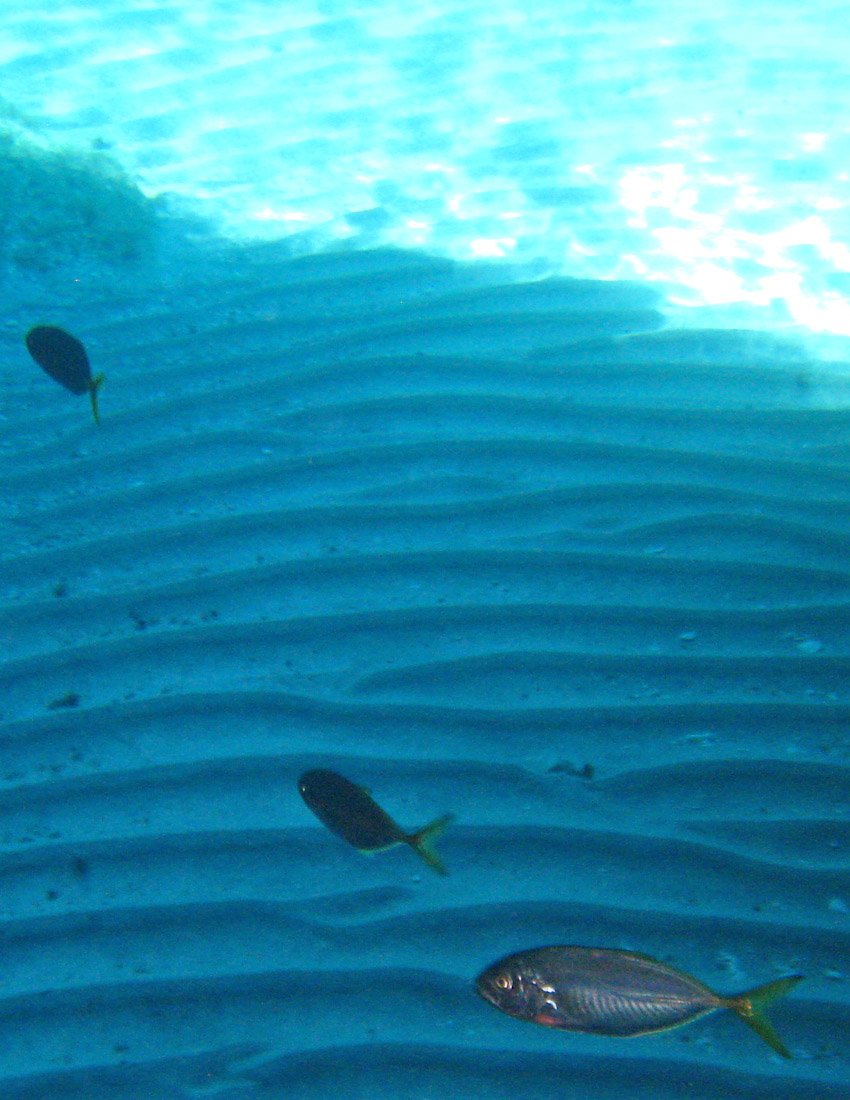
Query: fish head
476,959,542,1021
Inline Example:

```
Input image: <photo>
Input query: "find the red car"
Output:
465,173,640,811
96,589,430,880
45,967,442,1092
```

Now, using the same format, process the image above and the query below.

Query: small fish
25,325,105,424
476,945,802,1058
297,768,454,875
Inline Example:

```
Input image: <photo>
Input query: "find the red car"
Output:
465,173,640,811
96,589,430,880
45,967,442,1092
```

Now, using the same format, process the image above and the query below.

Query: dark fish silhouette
25,325,104,424
298,768,453,875
477,945,802,1058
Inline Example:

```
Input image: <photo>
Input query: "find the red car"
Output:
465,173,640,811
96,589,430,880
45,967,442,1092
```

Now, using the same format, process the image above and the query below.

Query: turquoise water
3,0,850,340
0,2,848,1097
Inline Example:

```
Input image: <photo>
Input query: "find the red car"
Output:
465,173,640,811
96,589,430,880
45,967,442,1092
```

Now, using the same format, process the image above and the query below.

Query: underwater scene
0,0,849,1096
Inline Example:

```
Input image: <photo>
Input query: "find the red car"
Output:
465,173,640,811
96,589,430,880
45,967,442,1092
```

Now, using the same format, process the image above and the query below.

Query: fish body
297,768,453,875
25,325,104,424
477,945,802,1058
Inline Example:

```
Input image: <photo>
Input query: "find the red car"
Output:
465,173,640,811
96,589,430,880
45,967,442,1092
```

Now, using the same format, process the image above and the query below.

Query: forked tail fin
89,373,105,425
728,974,803,1058
408,813,455,875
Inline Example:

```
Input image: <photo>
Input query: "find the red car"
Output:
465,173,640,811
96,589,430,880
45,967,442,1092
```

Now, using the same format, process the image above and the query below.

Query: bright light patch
469,237,515,257
618,158,850,334
623,253,650,275
251,208,309,222
801,132,827,152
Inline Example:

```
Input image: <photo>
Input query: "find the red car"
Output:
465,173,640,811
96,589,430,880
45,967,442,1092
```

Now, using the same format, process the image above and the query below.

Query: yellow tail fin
728,974,803,1058
408,813,455,876
89,373,105,425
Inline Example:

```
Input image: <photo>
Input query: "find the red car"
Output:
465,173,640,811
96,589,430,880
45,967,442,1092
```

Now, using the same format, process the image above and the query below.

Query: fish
25,325,105,424
297,768,454,875
476,945,803,1058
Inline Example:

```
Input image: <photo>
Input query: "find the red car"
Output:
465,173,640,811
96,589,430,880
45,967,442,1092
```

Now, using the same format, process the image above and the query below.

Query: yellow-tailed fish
298,768,453,875
25,325,104,424
477,945,802,1058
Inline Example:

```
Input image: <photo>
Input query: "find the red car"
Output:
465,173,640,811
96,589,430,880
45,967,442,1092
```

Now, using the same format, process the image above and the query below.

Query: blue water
0,2,848,1097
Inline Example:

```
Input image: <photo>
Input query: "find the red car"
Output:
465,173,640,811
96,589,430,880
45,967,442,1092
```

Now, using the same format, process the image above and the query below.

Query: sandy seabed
0,230,847,1097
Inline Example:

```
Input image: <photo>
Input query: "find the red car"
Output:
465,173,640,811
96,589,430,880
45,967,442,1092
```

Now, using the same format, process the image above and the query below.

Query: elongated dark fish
298,768,453,875
477,945,802,1058
25,325,105,424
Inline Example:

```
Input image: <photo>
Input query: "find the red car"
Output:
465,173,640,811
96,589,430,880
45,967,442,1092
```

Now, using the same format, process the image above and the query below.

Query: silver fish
477,945,802,1058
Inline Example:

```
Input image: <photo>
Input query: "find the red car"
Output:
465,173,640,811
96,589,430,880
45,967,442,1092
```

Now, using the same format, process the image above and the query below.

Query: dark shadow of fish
25,325,105,424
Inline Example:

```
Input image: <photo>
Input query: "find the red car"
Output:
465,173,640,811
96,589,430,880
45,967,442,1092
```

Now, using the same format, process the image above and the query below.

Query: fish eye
494,973,511,990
